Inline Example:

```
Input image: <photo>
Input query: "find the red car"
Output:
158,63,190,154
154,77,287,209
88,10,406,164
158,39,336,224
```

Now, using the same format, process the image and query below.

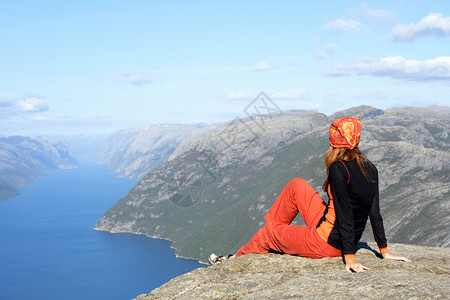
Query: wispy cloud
18,97,49,112
228,90,307,100
254,61,272,71
0,94,49,116
121,71,152,86
315,43,340,60
29,115,50,122
322,19,364,35
353,90,386,100
1,113,121,136
345,4,397,24
390,13,450,42
270,90,308,100
228,92,254,100
327,56,450,82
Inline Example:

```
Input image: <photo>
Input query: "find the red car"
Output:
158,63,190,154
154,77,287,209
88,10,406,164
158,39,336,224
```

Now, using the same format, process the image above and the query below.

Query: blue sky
1,0,449,135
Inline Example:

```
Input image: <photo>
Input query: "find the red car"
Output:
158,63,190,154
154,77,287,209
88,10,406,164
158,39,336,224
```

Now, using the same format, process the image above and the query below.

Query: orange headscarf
329,117,361,149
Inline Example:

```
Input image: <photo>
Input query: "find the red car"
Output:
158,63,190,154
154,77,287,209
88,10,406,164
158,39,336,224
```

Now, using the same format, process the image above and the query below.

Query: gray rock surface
135,243,450,300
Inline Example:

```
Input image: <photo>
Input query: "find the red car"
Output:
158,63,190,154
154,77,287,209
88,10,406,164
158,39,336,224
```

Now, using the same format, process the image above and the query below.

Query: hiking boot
208,253,235,265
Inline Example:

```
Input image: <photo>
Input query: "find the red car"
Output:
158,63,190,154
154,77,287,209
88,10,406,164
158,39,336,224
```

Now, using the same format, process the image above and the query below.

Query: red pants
236,178,341,258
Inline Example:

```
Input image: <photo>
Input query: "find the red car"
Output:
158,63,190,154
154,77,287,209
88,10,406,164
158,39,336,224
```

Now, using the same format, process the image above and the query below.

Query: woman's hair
322,146,372,192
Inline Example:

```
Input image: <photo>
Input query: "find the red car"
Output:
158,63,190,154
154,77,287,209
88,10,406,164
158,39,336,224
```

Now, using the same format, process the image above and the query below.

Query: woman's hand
382,252,411,262
345,260,370,273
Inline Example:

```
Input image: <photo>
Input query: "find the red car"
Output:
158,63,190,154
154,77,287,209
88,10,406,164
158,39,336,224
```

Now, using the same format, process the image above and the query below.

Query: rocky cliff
135,243,450,299
95,105,450,261
0,136,78,200
98,124,209,179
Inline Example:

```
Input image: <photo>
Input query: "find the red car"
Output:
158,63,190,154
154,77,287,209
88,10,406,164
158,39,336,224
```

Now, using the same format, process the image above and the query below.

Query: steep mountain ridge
95,105,450,261
168,109,319,165
0,136,78,200
98,124,209,179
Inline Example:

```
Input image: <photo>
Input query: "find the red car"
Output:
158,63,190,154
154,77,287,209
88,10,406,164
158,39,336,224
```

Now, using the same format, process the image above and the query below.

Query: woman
210,117,410,272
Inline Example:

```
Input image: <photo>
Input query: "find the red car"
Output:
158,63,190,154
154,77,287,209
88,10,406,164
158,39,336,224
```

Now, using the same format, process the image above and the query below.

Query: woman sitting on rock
209,117,410,272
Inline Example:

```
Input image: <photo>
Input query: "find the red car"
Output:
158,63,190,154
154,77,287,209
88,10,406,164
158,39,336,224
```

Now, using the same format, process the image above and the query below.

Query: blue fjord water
0,163,204,300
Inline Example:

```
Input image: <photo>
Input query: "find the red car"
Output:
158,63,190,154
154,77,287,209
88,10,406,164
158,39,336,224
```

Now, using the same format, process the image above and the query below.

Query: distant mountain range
0,124,207,200
0,136,78,200
98,124,209,179
94,105,450,262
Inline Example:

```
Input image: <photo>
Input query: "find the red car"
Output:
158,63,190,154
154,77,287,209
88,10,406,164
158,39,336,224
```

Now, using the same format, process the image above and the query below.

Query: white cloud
0,94,49,115
322,19,364,34
354,90,386,100
0,113,122,136
121,71,152,86
346,4,397,24
0,95,12,108
254,61,272,71
29,115,50,121
229,90,307,101
327,56,450,81
228,92,253,100
315,43,340,60
128,75,151,86
0,94,16,113
18,97,49,112
270,90,308,100
390,13,450,42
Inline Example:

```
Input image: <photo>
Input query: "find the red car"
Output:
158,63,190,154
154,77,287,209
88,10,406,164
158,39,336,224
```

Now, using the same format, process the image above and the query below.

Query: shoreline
93,227,208,265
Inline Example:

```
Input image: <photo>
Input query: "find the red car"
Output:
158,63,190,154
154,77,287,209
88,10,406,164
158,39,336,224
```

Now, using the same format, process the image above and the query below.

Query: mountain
135,243,450,299
0,136,78,200
95,105,450,262
46,135,108,163
98,124,211,180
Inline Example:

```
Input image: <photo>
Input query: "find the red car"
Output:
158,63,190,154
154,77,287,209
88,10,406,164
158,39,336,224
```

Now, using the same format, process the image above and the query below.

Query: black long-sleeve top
316,159,388,261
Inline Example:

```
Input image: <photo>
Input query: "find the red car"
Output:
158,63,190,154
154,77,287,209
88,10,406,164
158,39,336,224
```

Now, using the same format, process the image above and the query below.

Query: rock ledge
135,243,449,299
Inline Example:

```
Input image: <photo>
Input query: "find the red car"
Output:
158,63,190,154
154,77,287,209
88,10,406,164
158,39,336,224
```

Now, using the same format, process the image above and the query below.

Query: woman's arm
368,167,388,252
369,167,411,263
382,253,411,262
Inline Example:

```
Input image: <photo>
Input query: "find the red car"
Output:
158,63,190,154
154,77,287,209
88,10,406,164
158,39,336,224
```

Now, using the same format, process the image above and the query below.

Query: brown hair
322,146,372,192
